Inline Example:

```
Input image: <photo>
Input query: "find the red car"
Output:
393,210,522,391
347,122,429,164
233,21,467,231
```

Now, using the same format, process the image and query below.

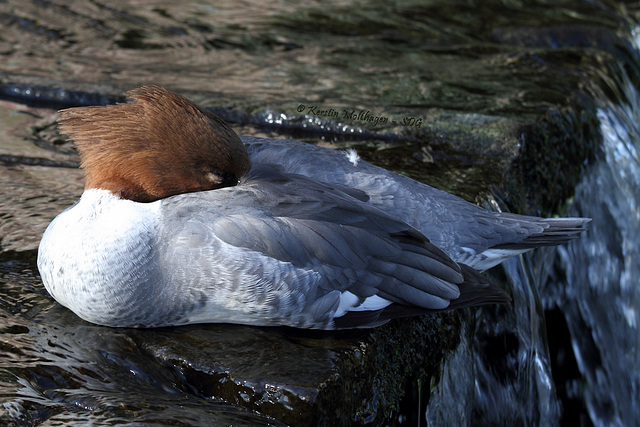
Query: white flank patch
335,291,392,317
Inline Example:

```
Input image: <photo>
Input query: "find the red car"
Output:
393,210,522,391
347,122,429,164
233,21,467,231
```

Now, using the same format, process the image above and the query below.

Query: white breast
37,189,163,326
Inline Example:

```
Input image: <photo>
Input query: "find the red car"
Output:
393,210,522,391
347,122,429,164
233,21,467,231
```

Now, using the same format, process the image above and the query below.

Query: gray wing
159,164,504,328
218,165,465,302
243,136,590,270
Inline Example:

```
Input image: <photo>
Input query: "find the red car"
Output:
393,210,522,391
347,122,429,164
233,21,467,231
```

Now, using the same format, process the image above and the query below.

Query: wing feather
160,164,508,328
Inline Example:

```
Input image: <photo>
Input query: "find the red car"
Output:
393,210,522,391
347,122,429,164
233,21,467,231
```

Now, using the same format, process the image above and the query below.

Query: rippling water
2,0,640,425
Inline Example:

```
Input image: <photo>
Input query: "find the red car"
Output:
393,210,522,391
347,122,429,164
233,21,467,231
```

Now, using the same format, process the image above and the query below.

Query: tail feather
493,215,591,250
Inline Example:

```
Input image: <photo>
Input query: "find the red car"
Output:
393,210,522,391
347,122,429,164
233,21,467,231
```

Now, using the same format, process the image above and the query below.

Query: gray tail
493,215,591,250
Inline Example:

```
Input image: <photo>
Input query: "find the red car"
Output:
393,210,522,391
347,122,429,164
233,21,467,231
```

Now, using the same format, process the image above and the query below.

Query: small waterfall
544,42,640,425
429,21,640,427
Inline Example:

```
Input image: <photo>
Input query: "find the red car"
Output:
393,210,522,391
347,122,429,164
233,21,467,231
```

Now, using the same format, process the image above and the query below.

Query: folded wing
161,164,510,328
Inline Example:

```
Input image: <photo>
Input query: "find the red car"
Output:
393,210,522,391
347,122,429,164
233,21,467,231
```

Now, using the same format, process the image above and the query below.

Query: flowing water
1,1,639,425
541,61,640,426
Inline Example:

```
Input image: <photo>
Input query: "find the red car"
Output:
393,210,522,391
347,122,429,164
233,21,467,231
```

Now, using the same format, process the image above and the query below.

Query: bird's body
37,86,589,329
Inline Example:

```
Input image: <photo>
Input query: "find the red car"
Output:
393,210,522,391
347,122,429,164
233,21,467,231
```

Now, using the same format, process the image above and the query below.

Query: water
541,60,640,426
427,211,562,425
2,0,640,425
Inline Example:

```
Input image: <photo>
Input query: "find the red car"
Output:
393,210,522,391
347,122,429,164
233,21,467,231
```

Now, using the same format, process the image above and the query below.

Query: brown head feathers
57,85,251,202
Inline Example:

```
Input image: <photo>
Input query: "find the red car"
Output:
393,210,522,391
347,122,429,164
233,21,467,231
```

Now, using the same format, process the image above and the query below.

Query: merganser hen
37,86,589,329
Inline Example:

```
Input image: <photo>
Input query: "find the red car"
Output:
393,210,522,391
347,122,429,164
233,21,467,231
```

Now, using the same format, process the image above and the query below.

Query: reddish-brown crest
57,85,251,202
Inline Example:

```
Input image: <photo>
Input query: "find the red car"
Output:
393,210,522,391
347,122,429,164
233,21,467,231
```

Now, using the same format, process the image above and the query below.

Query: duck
37,86,590,329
